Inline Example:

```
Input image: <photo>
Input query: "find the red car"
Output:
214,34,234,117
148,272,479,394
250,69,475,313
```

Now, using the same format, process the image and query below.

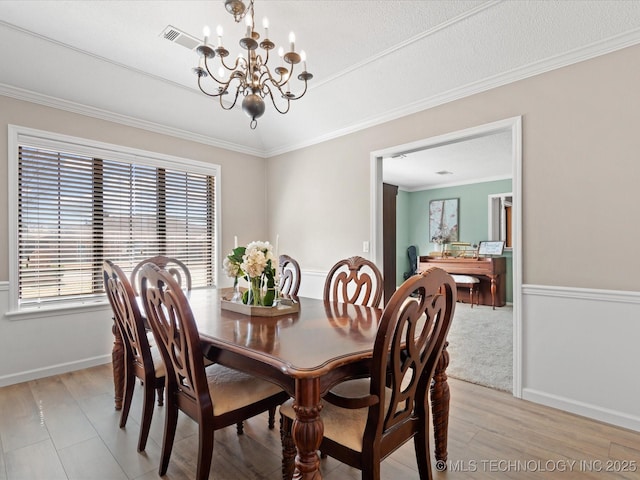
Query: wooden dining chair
323,256,383,307
130,255,191,296
279,254,301,296
132,254,276,435
139,263,290,480
103,260,165,452
281,267,456,480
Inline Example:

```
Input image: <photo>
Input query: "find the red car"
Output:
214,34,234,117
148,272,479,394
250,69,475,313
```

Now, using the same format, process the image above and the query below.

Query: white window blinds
17,142,216,307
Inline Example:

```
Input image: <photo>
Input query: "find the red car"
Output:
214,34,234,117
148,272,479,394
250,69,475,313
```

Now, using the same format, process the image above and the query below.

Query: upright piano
419,256,507,308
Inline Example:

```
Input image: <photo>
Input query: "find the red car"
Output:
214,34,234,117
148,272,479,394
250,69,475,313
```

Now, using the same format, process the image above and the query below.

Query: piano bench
450,274,480,308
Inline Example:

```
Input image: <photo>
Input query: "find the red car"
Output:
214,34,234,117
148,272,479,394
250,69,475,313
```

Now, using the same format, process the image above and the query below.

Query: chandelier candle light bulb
289,32,295,52
245,14,252,37
203,25,210,45
216,25,223,46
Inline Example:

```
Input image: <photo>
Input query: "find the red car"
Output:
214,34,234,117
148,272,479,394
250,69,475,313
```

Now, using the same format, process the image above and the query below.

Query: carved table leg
292,378,323,480
111,320,124,410
431,341,450,466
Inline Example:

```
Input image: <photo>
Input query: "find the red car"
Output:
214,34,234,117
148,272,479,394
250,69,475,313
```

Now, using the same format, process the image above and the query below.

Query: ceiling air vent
161,25,200,51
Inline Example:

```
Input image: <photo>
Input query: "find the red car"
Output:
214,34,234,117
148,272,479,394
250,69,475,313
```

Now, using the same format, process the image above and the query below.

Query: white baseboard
521,284,640,433
522,387,640,432
0,354,112,387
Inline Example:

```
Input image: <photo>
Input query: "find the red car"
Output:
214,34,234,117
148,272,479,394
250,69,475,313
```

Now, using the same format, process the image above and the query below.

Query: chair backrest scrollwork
131,255,192,295
103,260,153,376
323,256,383,307
139,263,208,408
279,254,301,297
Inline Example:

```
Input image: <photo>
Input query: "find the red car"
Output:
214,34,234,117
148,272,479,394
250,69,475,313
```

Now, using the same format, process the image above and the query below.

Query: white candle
289,32,295,52
245,14,252,37
278,46,284,67
275,234,280,281
234,236,238,248
203,25,210,45
216,25,223,46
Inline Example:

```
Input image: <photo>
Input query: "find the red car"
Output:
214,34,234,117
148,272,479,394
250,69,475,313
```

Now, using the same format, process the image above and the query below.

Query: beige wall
1,43,639,427
0,95,267,283
267,44,640,292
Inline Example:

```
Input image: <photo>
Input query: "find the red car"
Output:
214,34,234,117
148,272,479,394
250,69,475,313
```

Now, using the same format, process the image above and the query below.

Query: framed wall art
429,198,459,244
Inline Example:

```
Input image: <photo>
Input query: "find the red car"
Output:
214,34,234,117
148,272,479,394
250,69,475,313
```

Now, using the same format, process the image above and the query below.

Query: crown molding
399,174,512,193
3,24,640,160
0,83,265,158
310,0,501,92
264,27,640,158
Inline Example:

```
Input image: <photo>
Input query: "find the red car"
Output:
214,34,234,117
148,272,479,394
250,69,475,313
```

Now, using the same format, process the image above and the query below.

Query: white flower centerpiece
224,241,277,306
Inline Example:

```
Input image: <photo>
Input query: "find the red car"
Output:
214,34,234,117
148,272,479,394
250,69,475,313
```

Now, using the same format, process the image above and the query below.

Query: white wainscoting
521,284,640,432
2,276,639,433
297,269,328,299
0,281,114,387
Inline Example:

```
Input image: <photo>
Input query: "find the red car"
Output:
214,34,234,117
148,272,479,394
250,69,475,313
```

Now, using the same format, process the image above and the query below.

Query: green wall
395,179,513,302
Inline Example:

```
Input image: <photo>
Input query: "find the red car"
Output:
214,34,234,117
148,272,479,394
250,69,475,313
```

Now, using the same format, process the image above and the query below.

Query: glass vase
248,276,263,306
230,277,242,303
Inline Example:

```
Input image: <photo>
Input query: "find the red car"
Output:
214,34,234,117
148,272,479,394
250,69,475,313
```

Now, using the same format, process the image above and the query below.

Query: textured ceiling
383,129,513,191
0,0,639,164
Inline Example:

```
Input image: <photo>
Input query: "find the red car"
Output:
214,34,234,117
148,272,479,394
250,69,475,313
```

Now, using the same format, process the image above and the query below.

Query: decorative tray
220,298,299,317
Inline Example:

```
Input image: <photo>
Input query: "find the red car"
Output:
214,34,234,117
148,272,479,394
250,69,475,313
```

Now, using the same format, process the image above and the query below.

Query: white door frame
369,116,523,397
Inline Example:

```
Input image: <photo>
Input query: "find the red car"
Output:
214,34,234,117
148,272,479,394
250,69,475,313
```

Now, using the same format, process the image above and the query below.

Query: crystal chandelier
193,0,313,129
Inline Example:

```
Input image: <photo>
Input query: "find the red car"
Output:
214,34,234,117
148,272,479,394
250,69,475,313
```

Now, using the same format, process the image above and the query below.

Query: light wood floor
0,364,639,479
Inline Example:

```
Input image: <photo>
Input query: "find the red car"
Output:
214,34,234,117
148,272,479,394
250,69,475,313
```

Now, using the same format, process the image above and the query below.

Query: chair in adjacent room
279,254,301,297
103,259,165,452
450,274,480,308
130,255,192,296
323,256,383,307
403,245,418,280
281,267,456,480
139,263,290,480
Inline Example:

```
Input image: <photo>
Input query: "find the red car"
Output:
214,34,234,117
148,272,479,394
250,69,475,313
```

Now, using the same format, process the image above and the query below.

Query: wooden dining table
111,287,452,479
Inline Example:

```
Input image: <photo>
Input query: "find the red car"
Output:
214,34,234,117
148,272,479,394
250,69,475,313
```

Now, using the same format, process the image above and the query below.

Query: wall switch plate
363,241,370,253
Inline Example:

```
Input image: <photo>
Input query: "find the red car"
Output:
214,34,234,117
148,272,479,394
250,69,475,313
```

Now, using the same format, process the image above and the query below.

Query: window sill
5,299,111,321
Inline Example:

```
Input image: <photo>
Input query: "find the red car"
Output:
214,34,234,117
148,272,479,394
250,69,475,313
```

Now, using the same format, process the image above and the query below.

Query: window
9,126,218,311
488,193,512,249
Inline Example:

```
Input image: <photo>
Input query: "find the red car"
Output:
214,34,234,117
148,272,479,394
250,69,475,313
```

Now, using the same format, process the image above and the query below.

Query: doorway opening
369,116,522,397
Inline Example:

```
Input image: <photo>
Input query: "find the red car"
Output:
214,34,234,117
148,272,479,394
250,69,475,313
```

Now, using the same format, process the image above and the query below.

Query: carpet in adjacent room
444,302,513,392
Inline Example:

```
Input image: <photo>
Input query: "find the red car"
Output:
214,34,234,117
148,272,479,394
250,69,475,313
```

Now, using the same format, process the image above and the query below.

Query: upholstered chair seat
281,379,394,454
450,274,480,307
204,364,285,416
